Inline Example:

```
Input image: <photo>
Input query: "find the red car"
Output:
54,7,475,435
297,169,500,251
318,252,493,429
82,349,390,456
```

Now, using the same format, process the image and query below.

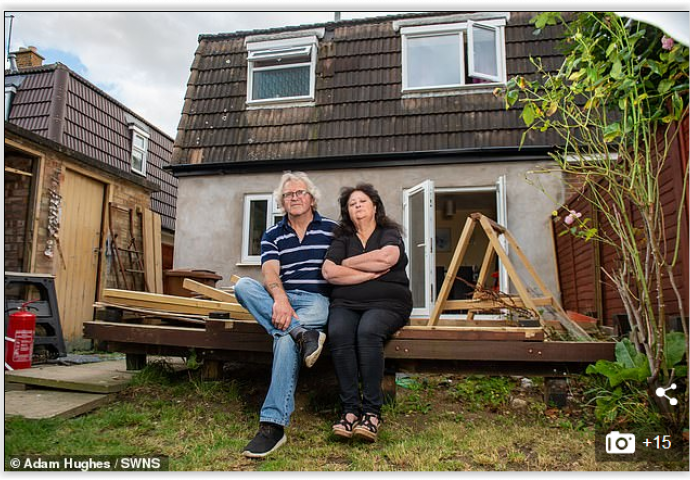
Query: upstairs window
246,36,317,105
401,19,506,92
467,20,501,82
129,126,149,176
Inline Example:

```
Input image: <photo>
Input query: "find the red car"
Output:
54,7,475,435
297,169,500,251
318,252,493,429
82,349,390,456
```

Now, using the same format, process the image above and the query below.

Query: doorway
435,190,498,302
403,178,507,317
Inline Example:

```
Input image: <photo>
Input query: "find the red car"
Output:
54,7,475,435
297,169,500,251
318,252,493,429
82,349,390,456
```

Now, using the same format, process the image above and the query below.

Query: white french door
495,175,509,294
403,180,435,317
404,176,508,318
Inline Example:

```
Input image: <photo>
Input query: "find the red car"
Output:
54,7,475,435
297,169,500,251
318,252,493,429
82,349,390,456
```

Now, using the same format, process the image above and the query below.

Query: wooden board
183,278,237,303
95,301,253,322
84,321,272,353
394,326,544,341
142,208,164,293
5,390,113,419
83,321,615,364
4,361,134,394
429,217,476,325
102,289,250,316
54,169,106,341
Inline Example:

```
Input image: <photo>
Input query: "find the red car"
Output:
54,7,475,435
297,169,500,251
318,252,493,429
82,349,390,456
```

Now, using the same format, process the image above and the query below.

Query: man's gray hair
274,171,321,213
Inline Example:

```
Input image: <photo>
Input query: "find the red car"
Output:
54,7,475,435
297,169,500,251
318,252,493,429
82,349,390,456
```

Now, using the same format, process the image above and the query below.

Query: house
4,46,178,348
170,12,570,319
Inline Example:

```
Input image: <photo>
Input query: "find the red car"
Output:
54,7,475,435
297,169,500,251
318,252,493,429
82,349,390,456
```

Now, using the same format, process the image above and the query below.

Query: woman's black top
325,226,413,318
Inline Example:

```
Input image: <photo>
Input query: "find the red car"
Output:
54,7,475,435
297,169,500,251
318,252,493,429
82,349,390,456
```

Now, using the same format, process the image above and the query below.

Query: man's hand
272,295,299,330
262,260,298,330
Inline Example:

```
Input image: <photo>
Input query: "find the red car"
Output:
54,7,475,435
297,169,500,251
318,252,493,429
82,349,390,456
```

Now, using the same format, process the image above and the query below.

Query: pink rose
564,210,582,225
662,36,675,51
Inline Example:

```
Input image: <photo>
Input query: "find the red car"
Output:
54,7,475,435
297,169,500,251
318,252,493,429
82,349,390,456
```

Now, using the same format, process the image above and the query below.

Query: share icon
655,383,678,406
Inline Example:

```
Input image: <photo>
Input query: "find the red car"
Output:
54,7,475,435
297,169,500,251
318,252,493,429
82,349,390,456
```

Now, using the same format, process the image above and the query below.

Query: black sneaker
296,329,326,368
242,422,286,458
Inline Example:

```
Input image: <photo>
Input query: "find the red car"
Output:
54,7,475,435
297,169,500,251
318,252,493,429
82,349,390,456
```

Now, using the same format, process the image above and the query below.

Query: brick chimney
13,46,45,68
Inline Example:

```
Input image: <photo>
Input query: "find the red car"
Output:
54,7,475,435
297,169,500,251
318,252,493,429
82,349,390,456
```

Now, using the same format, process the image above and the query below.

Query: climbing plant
498,12,688,425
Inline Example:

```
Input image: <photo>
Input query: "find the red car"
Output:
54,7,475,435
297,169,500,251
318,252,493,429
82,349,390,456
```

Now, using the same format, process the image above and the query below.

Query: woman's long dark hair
334,183,403,237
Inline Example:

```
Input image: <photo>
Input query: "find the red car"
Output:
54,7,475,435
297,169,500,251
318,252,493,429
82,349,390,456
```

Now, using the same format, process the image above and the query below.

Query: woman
322,183,412,442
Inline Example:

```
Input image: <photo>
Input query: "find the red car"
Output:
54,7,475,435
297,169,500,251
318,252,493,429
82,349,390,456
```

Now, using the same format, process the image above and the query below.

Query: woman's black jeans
327,306,407,417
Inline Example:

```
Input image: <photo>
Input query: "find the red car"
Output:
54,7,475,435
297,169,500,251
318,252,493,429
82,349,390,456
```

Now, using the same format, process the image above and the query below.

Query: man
234,171,337,458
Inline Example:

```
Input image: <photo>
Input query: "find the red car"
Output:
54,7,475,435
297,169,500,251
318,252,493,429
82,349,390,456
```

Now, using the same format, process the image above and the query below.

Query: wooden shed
5,124,161,347
5,49,177,348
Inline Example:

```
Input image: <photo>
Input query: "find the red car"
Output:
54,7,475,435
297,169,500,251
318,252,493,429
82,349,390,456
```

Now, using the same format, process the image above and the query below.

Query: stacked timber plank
95,279,253,326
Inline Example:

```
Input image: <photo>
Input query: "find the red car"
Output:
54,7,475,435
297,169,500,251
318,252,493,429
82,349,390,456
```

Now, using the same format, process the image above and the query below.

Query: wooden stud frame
428,213,592,340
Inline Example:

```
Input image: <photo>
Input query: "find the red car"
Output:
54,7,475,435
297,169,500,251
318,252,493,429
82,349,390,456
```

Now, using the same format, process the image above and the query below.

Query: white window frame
467,20,504,83
241,193,282,265
403,31,466,91
401,18,506,93
246,36,318,105
129,126,149,177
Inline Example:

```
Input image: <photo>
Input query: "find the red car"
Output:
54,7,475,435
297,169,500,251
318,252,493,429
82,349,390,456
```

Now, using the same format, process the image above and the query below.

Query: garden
5,11,689,473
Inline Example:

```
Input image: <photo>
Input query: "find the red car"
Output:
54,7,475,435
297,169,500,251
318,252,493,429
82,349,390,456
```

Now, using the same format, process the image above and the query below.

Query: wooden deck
85,258,614,379
83,318,615,378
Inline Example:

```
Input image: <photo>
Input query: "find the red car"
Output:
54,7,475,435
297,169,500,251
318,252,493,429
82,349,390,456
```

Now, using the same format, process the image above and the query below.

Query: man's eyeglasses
282,189,310,200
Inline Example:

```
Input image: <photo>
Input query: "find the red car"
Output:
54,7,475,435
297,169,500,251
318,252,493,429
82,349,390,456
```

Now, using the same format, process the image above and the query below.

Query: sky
4,5,689,138
3,10,408,137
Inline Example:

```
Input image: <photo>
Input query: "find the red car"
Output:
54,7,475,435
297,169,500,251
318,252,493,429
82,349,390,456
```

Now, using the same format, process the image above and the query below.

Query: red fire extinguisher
5,301,38,370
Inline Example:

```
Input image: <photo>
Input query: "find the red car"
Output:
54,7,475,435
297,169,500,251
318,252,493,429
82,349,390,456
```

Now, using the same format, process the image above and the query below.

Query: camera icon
606,431,636,454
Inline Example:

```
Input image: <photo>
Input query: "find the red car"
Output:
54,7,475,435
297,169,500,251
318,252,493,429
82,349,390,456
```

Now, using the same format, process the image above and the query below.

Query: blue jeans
234,277,329,427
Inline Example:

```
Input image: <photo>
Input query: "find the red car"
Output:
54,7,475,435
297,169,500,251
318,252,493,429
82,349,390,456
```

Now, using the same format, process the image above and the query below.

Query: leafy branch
496,12,689,426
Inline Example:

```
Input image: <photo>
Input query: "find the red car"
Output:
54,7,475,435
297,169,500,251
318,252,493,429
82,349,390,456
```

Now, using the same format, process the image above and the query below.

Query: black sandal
332,412,359,439
352,412,380,442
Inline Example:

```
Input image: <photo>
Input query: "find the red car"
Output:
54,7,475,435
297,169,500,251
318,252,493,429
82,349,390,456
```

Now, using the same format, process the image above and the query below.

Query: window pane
471,25,498,78
134,134,146,150
408,189,426,309
248,200,268,256
252,65,310,100
407,34,461,88
132,150,144,172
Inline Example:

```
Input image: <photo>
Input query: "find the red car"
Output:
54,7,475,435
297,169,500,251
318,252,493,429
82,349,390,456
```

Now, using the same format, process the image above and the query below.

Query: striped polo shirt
261,211,338,296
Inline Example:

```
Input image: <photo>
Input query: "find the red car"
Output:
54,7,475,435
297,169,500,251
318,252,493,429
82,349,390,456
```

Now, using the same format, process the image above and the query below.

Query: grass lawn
4,359,688,471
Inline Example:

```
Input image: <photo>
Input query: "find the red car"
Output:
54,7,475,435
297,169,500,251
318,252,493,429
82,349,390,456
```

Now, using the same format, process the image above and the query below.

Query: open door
403,180,435,317
496,175,509,294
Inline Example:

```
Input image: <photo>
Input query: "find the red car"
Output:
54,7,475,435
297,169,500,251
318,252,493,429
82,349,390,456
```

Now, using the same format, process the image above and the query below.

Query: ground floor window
241,194,282,264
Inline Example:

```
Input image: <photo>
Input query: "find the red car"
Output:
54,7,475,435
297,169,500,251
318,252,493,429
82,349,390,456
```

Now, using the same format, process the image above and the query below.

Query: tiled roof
173,11,566,166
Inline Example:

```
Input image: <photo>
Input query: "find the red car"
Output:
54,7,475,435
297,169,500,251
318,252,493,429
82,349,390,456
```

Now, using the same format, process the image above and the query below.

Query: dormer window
401,18,506,92
246,36,317,105
129,125,149,176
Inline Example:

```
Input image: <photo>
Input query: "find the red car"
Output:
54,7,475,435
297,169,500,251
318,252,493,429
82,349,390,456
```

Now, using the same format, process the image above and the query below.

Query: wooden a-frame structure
428,213,591,341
